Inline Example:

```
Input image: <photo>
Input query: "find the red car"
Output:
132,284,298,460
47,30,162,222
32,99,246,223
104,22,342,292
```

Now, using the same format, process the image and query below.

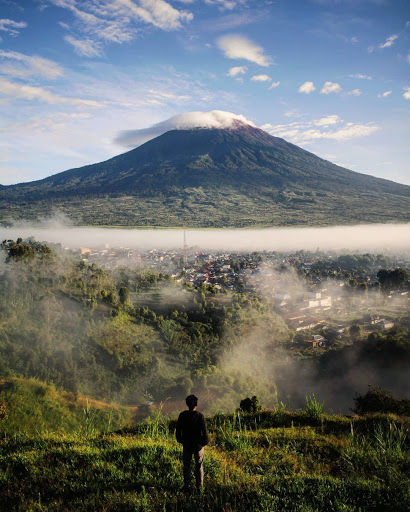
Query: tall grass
305,394,324,420
1,403,409,511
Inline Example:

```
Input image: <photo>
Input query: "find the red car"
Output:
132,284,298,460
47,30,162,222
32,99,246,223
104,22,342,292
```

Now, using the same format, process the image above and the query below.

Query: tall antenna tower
183,223,188,269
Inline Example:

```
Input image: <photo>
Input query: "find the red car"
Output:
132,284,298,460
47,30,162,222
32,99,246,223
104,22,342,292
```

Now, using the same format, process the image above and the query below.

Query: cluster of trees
377,268,408,288
0,239,287,406
1,238,52,262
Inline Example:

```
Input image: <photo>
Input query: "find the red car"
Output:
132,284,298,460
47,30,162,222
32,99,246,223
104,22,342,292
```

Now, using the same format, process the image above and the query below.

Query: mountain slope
1,122,409,227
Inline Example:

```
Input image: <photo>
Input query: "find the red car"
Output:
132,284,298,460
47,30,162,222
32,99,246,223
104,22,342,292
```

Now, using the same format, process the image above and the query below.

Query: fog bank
1,222,410,253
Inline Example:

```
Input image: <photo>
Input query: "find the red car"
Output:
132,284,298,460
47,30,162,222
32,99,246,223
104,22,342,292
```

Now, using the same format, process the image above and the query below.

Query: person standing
176,395,209,494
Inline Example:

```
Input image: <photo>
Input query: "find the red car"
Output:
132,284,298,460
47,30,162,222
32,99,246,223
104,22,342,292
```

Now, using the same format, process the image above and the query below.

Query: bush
353,387,410,416
239,395,262,414
305,394,324,420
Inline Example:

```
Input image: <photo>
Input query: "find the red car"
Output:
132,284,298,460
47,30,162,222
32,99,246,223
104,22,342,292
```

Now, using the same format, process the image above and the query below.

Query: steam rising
115,110,255,148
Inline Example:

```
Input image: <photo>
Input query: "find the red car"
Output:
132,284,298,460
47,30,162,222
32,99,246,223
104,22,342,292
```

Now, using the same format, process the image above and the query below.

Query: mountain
1,121,409,227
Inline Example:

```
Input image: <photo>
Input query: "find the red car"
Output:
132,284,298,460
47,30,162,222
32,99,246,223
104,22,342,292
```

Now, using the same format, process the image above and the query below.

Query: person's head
185,395,198,410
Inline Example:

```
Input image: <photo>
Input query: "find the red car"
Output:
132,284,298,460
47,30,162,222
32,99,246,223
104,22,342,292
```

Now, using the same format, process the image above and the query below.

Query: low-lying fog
1,220,410,253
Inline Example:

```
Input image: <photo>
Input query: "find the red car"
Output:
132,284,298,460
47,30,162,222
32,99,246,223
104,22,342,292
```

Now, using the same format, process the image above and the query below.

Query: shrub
305,394,324,419
239,395,262,414
353,387,410,416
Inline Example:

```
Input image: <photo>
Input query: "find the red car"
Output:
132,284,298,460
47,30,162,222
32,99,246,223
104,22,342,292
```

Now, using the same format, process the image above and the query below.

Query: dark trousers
182,446,204,489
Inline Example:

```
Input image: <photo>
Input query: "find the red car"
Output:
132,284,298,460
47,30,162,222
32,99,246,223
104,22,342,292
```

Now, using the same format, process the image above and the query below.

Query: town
70,243,410,351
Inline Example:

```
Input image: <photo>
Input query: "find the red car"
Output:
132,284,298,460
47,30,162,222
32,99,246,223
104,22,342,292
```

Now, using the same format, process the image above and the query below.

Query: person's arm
176,413,183,444
201,414,209,446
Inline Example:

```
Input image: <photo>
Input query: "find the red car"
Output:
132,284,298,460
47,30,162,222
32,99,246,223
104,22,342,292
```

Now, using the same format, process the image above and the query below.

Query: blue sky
0,0,409,186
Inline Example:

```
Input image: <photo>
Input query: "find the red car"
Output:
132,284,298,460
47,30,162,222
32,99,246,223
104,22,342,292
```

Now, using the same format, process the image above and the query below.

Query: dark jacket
176,410,209,451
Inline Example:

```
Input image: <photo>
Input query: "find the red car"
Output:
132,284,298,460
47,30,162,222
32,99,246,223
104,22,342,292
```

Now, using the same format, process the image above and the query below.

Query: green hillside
0,239,289,410
1,401,409,511
1,124,409,227
0,378,131,435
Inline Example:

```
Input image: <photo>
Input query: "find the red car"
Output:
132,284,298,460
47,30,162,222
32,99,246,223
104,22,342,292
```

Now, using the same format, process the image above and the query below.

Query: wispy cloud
347,89,362,96
228,65,247,77
0,50,64,79
199,10,267,32
403,87,410,100
217,34,271,66
64,35,103,57
268,81,280,90
313,115,340,126
349,73,372,80
321,81,342,94
250,74,271,82
0,18,27,37
377,90,391,98
0,76,103,107
49,0,193,56
379,33,398,49
298,81,316,94
204,0,245,9
261,116,379,145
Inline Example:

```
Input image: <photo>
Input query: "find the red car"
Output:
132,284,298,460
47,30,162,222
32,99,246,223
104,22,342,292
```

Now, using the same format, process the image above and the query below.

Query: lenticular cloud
115,110,255,148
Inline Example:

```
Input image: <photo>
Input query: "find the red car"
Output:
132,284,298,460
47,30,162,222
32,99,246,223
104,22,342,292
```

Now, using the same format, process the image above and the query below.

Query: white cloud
0,18,27,37
379,34,398,49
49,0,193,57
347,89,362,96
228,65,247,77
262,117,379,144
204,0,242,9
251,74,271,82
321,81,342,94
115,110,255,147
349,73,372,80
367,45,375,54
403,87,410,100
313,115,341,127
0,77,103,107
64,35,103,57
284,109,303,118
268,81,280,90
298,81,316,94
217,34,271,66
377,90,392,98
121,0,194,30
0,50,64,79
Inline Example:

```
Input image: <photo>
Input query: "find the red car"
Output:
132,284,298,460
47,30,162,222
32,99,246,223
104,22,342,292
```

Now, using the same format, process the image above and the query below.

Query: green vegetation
1,238,410,510
0,378,131,435
353,387,410,416
0,403,409,511
0,239,290,409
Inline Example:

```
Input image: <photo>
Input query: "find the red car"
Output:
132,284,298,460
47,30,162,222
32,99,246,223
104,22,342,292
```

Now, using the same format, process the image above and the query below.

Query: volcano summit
1,112,409,227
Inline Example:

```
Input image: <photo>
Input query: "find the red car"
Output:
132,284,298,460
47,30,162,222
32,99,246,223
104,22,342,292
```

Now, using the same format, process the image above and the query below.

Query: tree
119,286,130,305
377,268,408,289
239,395,262,414
349,324,362,340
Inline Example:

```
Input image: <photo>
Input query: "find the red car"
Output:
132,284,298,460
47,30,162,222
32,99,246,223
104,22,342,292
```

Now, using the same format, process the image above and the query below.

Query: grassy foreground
1,407,409,511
